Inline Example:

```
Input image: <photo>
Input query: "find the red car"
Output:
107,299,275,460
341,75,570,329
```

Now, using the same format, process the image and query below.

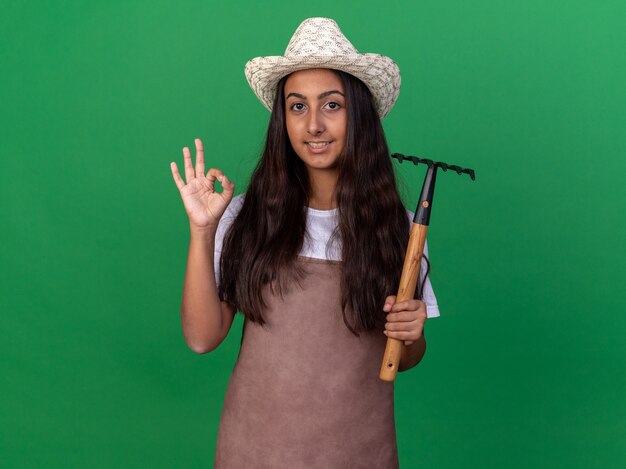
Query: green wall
1,1,624,467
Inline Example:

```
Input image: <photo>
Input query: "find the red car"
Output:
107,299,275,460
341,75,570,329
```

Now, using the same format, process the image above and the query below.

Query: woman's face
284,68,347,176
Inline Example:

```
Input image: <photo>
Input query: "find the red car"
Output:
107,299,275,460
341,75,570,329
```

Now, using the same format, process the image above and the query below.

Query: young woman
170,17,439,469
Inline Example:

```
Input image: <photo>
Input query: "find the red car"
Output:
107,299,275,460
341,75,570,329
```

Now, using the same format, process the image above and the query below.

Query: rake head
391,153,476,181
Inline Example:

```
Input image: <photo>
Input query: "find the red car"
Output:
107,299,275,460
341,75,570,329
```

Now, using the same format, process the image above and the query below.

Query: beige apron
215,256,399,468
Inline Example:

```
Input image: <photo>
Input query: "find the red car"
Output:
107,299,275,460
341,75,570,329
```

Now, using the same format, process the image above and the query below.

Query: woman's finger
219,173,235,201
206,168,225,191
385,318,422,331
386,310,423,322
195,138,205,177
383,330,421,340
170,162,185,190
383,295,396,312
183,146,195,182
391,299,425,313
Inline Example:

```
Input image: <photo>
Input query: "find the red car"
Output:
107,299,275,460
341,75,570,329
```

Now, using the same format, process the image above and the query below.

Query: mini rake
379,153,476,382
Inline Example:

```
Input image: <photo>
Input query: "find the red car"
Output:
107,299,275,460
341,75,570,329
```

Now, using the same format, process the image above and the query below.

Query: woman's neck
307,169,338,210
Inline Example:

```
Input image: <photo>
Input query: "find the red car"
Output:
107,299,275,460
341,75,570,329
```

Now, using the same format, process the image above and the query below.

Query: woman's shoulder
223,193,246,218
232,192,246,207
404,207,415,223
215,193,246,242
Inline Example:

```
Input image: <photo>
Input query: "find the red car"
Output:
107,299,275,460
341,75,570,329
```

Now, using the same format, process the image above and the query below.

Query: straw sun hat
244,17,401,119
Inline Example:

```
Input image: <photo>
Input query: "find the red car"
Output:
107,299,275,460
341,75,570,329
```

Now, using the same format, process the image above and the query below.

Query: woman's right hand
170,138,235,230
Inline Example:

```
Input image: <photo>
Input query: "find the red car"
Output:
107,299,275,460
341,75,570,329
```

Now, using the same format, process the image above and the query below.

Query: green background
1,1,624,467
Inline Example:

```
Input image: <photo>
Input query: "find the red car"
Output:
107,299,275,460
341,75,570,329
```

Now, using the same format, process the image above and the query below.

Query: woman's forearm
180,224,234,353
398,335,427,372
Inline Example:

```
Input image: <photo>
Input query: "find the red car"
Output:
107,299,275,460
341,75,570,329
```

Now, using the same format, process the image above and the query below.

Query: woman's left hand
383,295,427,346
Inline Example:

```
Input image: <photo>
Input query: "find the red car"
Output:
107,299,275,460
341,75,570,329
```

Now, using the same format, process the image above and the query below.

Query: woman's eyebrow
318,90,344,99
286,90,345,100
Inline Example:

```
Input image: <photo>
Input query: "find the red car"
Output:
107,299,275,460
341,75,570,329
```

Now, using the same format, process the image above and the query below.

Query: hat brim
244,54,400,119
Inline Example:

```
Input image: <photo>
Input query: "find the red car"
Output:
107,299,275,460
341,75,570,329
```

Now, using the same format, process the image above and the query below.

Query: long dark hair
219,69,429,335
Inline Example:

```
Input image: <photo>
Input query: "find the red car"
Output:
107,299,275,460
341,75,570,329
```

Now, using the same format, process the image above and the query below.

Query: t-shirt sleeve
420,239,440,318
406,209,440,318
214,194,245,289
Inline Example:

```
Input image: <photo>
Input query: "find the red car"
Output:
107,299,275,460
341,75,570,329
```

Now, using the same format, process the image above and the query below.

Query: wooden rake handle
379,222,428,382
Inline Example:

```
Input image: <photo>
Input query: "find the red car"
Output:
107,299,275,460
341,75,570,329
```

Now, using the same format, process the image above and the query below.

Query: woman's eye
291,103,305,111
325,102,341,110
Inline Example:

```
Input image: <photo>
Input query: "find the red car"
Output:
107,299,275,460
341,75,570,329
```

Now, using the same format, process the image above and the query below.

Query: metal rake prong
391,153,476,181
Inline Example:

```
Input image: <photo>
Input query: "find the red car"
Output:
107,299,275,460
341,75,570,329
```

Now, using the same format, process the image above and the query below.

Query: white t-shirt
214,194,440,318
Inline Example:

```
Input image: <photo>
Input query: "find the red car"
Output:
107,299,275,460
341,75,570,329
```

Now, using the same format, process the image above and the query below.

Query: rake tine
391,153,476,180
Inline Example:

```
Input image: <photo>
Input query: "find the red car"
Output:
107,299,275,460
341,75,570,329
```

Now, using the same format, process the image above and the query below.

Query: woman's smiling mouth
306,141,332,153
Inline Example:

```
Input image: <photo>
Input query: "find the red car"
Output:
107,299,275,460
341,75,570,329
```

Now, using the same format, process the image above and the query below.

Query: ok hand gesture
170,138,235,230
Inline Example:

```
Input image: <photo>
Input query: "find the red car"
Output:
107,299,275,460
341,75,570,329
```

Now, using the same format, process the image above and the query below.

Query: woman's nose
306,108,325,135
